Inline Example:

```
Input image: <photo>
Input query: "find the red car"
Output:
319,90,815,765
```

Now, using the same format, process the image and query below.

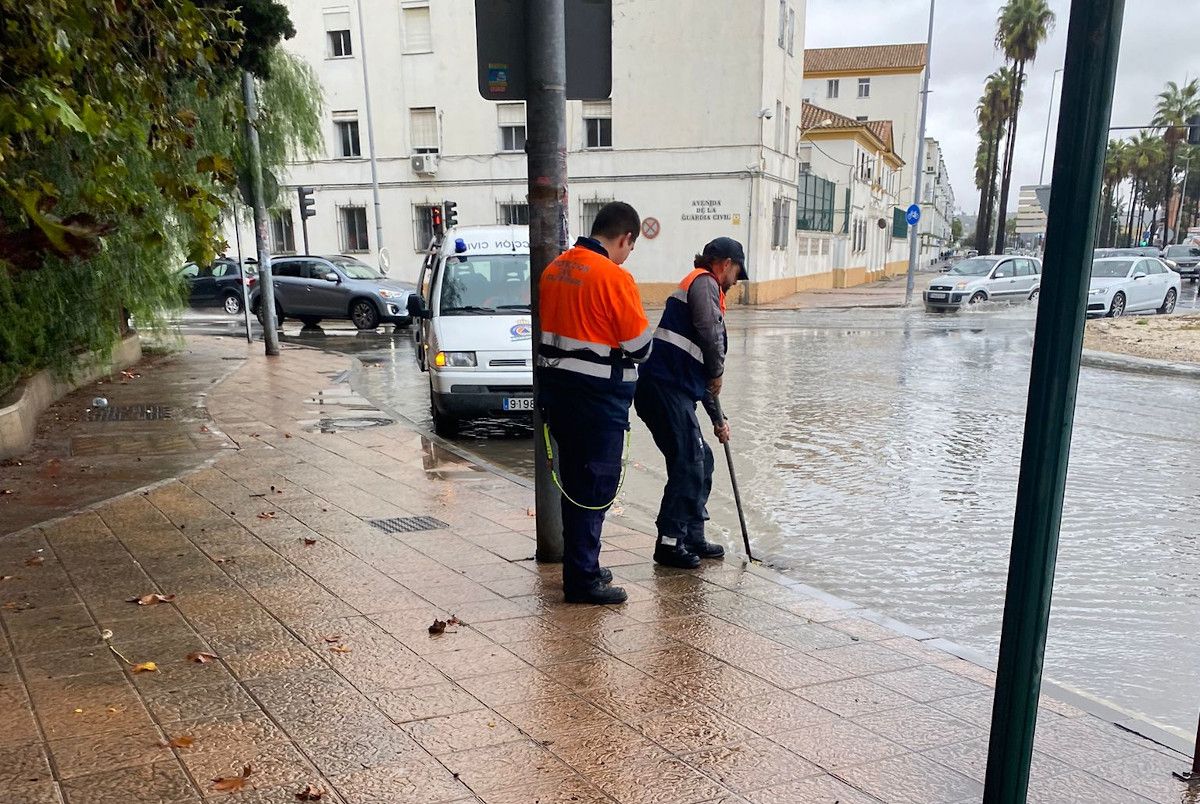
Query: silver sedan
924,255,1042,311
1087,257,1180,317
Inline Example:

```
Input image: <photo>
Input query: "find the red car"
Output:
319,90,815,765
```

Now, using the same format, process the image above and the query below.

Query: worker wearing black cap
634,237,747,568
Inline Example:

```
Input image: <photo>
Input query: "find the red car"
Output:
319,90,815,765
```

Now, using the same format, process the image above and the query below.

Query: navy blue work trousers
543,406,626,593
633,376,713,545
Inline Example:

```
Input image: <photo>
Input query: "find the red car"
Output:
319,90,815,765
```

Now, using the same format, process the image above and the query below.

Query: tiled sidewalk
0,338,1193,804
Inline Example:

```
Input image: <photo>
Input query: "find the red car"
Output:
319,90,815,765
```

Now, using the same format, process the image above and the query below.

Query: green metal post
982,1,1125,802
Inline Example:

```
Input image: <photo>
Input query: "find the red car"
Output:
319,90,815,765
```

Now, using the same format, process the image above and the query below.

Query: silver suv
923,255,1042,311
249,255,416,330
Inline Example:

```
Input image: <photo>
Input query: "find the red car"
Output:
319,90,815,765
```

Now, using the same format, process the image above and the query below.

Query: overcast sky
806,0,1200,217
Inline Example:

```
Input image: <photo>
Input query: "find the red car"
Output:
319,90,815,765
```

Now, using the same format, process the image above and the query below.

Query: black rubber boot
653,537,701,569
598,567,613,584
564,580,628,605
687,540,725,560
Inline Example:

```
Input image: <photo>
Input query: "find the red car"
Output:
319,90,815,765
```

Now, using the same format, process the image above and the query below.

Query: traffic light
1188,114,1200,146
430,205,443,236
298,186,316,219
443,200,458,229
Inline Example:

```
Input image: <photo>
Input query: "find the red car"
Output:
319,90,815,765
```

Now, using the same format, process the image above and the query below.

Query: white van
408,225,533,435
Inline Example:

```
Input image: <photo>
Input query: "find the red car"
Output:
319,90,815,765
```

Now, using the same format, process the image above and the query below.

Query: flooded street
183,302,1200,739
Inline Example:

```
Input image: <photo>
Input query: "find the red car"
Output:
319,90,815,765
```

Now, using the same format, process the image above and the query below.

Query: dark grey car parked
249,255,416,330
180,258,254,314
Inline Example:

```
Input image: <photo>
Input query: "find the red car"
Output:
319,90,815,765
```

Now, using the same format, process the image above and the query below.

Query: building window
324,9,352,57
777,0,787,47
402,4,432,52
783,106,791,154
409,107,439,154
339,206,369,252
827,79,839,99
500,203,529,226
414,204,438,250
327,29,352,57
858,77,871,98
774,100,783,151
771,197,791,249
583,101,612,149
581,200,611,236
270,210,296,253
797,173,835,232
787,8,796,56
335,117,361,158
498,103,526,152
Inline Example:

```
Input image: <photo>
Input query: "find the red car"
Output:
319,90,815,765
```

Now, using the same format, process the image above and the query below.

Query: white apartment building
798,102,908,286
801,45,927,212
228,0,840,305
920,137,956,263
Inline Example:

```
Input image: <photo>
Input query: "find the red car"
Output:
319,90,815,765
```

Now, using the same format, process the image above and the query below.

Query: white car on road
1087,256,1180,318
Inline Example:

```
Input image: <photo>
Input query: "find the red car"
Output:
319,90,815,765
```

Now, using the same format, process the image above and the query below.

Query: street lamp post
904,0,935,305
1039,68,1065,186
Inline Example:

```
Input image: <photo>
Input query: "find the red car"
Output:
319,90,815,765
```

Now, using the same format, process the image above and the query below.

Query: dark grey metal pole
527,0,566,562
299,187,311,255
241,71,280,357
904,0,934,305
982,1,1124,801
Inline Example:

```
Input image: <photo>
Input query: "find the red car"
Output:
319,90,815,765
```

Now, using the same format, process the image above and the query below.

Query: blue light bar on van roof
455,238,467,253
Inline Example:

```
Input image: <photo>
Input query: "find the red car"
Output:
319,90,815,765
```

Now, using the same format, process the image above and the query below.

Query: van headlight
433,351,476,367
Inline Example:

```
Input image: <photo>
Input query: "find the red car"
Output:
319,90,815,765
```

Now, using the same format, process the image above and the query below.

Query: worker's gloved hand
707,375,723,396
714,420,731,444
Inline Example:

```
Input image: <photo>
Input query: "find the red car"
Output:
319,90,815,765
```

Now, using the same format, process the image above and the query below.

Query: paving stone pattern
0,338,1194,803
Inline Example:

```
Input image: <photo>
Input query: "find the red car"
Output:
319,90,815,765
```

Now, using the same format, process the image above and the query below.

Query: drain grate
85,404,174,422
368,516,449,534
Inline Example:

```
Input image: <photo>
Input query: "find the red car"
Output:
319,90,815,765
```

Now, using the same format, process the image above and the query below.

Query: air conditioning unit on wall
411,154,439,175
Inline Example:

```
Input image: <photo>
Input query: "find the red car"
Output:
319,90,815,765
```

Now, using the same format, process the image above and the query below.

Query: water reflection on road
247,304,1199,739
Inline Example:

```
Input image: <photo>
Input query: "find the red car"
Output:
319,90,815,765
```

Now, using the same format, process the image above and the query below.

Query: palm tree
1100,140,1128,246
1125,132,1165,246
1151,79,1200,245
992,0,1056,254
972,68,1014,255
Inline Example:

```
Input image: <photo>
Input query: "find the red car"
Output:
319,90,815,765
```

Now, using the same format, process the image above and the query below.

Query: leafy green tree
0,0,319,394
973,68,1015,255
1151,79,1200,245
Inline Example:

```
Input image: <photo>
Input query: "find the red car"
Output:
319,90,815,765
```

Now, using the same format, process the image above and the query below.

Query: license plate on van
503,397,534,411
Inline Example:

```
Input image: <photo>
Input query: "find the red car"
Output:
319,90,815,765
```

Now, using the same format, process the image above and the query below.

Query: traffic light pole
241,70,280,357
904,0,934,306
981,0,1124,800
527,0,566,563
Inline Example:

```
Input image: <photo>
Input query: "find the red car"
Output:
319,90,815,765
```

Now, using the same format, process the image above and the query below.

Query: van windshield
438,254,531,314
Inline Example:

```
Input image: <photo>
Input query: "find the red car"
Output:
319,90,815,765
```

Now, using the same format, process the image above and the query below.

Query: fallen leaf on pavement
322,635,341,643
163,735,195,748
3,601,34,611
283,433,292,438
302,538,317,546
25,556,44,567
131,661,158,673
328,644,351,654
257,511,277,520
0,576,12,581
73,708,83,714
428,619,447,635
214,557,234,564
250,433,260,438
186,651,219,664
211,764,253,792
199,425,210,433
127,593,176,606
1,489,13,495
295,784,325,801
447,616,464,627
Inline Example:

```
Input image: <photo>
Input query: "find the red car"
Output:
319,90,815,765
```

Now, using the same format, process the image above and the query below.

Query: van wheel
351,300,379,330
430,389,460,436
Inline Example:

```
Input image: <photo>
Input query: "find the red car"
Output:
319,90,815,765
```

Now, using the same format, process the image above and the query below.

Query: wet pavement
0,336,1195,803
170,289,1200,743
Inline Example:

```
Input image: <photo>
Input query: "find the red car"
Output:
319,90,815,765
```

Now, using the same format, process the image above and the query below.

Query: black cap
702,237,748,280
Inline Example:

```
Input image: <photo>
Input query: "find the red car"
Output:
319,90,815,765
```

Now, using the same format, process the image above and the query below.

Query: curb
1081,348,1200,380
